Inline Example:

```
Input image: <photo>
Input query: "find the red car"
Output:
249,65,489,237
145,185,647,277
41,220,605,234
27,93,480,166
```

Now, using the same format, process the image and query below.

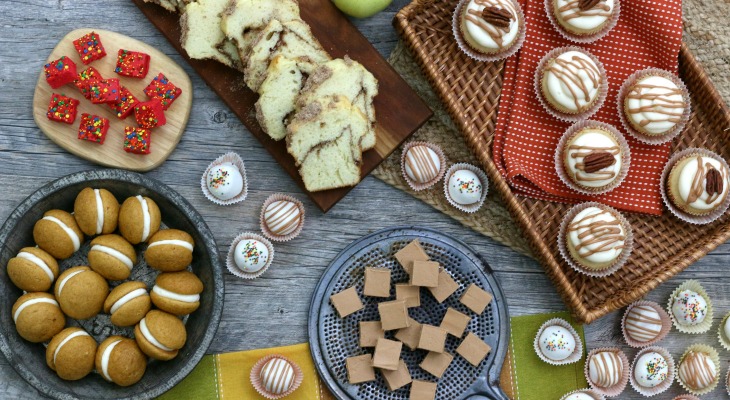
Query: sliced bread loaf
298,128,362,192
244,19,330,92
255,56,306,141
298,56,379,151
143,0,179,12
180,0,238,68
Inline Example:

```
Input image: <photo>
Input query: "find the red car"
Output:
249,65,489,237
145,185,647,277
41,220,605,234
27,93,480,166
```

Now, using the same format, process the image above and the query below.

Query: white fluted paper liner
560,389,606,400
452,0,527,62
400,141,447,191
629,346,675,397
584,347,630,397
544,0,621,44
226,232,275,280
621,300,671,348
676,344,720,396
555,120,631,195
718,312,730,351
672,395,700,400
534,46,608,122
250,354,304,399
616,68,691,145
666,279,713,334
443,163,489,213
660,148,730,225
259,194,305,242
557,202,633,278
533,317,583,366
200,152,248,206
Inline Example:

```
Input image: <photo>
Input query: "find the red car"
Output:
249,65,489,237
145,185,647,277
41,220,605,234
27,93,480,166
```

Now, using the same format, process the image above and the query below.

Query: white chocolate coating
724,317,730,342
16,251,55,282
464,0,520,50
671,290,708,326
565,130,621,188
627,76,685,135
588,351,622,388
147,239,194,251
234,239,269,273
94,189,104,235
13,297,59,323
405,146,441,184
678,351,716,391
53,330,91,365
139,318,173,352
624,305,663,343
555,0,614,31
207,163,244,201
448,170,483,205
544,50,601,112
136,195,151,242
260,357,295,395
90,245,134,270
633,352,668,388
264,201,301,236
42,216,80,251
56,269,85,298
101,340,121,382
538,325,575,361
110,288,148,314
568,207,625,265
152,285,200,303
676,156,729,211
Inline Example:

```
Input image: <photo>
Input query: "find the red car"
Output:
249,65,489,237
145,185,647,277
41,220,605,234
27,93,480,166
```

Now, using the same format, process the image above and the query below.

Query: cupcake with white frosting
548,0,619,42
454,0,526,61
667,152,730,217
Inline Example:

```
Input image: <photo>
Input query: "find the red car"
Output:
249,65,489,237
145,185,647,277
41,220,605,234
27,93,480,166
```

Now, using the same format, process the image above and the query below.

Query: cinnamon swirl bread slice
255,55,306,140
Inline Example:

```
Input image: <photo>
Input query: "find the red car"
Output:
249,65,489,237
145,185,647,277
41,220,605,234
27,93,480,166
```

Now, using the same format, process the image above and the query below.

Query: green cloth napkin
505,312,588,400
158,354,217,400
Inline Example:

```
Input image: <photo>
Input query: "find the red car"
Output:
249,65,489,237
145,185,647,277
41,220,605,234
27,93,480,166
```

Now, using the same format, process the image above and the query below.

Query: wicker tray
395,0,730,324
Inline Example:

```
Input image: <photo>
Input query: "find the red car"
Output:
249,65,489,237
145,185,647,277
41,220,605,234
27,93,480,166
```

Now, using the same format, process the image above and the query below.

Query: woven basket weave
395,0,730,324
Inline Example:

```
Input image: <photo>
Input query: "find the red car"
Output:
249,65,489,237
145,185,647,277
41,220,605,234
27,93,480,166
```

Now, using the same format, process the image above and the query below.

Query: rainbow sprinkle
123,126,151,155
115,49,150,78
542,331,573,352
241,240,267,266
453,176,482,194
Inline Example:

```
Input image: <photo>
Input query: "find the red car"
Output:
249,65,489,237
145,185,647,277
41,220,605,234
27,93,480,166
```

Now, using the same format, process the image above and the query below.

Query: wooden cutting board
132,0,433,212
33,28,193,172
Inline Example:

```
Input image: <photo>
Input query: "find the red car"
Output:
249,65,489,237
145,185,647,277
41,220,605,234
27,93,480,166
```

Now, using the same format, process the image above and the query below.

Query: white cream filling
94,189,104,235
101,340,121,381
42,216,80,251
136,195,151,242
13,297,58,323
56,269,85,298
16,252,54,281
147,239,193,251
90,245,134,270
152,285,200,303
53,330,90,365
110,288,148,314
140,318,173,352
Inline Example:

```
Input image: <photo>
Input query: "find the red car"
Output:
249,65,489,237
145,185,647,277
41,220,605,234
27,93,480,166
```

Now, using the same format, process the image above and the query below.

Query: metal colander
309,227,509,400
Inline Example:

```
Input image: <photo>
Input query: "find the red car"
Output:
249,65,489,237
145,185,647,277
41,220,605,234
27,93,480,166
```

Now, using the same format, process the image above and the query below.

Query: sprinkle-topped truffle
447,169,483,205
633,352,668,388
671,290,708,326
538,325,575,361
234,239,269,274
206,163,244,201
678,350,717,391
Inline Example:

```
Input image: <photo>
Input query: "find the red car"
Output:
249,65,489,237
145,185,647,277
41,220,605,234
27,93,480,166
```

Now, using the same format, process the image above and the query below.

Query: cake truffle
667,153,729,216
402,143,444,189
73,187,119,236
671,290,708,327
118,195,161,244
458,0,524,57
46,327,97,381
135,310,187,361
150,271,203,316
206,163,244,201
536,324,577,362
562,126,624,191
103,281,151,327
261,197,304,240
622,302,668,346
144,229,195,272
539,49,604,116
252,356,302,398
565,206,628,272
633,351,669,388
95,336,147,387
678,349,718,392
447,169,483,206
33,209,84,259
7,247,59,292
54,266,109,320
587,350,624,390
88,234,137,281
624,74,688,137
12,292,65,343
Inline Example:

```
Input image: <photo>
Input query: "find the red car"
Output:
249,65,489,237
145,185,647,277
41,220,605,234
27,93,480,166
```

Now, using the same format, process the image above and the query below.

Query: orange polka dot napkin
492,0,683,215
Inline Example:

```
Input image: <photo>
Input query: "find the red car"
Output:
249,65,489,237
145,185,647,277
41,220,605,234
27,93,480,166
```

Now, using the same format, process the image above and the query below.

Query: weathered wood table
1,1,728,398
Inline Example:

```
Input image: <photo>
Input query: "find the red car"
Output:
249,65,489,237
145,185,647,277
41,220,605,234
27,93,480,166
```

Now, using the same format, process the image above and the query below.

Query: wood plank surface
0,1,728,399
132,0,433,212
33,28,192,172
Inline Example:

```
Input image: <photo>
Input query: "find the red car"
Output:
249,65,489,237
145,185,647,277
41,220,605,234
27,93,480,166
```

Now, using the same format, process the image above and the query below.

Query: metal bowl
0,170,224,400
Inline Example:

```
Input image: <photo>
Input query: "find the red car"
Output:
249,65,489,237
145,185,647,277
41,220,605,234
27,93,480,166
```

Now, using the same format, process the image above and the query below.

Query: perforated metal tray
308,227,509,400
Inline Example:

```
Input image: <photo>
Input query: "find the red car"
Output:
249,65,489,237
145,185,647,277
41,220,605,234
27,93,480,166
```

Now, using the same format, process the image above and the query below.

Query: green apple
333,0,393,18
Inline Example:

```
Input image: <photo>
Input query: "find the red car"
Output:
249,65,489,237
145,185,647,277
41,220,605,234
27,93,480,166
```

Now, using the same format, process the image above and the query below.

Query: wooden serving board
132,0,433,212
33,28,193,172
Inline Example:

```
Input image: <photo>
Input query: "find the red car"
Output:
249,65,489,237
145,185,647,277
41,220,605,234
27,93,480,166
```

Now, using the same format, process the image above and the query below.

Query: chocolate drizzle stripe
568,209,625,257
627,83,685,126
591,351,621,388
625,305,662,341
686,156,727,205
406,146,439,183
266,202,300,235
680,352,715,390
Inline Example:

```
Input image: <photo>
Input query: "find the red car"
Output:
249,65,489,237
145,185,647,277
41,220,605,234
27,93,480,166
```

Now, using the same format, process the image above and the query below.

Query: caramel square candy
378,300,410,331
427,270,459,303
410,261,440,288
346,354,375,384
456,332,491,366
417,324,447,353
394,318,422,350
330,286,363,318
381,359,412,391
394,240,429,275
363,267,391,298
419,351,453,378
372,338,402,371
396,284,420,308
440,308,470,338
359,320,384,348
460,284,493,314
410,380,437,400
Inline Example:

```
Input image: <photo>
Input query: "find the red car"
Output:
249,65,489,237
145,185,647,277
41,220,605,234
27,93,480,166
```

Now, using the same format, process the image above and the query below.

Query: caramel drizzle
680,352,716,390
625,305,661,341
627,83,685,126
546,55,601,109
569,145,620,182
559,0,611,21
406,146,440,183
465,0,517,48
687,156,725,205
591,351,621,388
266,202,300,235
568,209,625,257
